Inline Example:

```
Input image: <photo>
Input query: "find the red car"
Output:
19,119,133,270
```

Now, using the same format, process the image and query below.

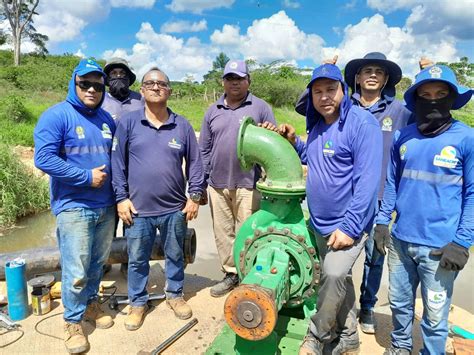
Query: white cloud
223,11,326,63
110,0,156,8
366,0,418,12
329,14,458,78
166,0,235,14
282,0,300,9
74,49,86,58
210,24,242,46
103,22,216,82
161,19,207,33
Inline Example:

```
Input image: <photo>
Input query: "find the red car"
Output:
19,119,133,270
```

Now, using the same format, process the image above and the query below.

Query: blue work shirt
352,93,412,200
199,92,276,189
296,83,382,239
377,121,474,248
102,91,143,120
111,108,204,217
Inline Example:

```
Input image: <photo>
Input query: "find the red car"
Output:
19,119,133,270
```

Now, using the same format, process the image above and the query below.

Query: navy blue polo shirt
111,108,204,217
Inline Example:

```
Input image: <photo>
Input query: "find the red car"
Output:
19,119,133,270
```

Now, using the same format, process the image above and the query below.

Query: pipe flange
236,301,262,329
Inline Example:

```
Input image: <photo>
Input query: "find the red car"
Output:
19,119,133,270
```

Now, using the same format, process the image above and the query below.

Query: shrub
0,94,32,123
0,144,50,227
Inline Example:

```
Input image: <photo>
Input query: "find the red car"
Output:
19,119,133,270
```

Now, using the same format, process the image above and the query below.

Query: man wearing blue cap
274,63,382,354
374,65,473,355
199,59,276,297
34,59,116,354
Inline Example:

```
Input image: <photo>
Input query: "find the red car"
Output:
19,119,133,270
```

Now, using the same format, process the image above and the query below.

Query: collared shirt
111,108,204,217
199,92,276,189
352,93,413,200
102,91,143,120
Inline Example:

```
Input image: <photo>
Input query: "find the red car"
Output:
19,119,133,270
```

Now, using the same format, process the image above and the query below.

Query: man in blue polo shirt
374,65,473,355
34,59,116,354
274,64,382,355
199,59,276,297
111,67,204,330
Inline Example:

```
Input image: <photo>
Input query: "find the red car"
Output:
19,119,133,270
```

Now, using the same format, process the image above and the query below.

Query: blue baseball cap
223,60,249,78
404,65,472,110
74,58,106,78
307,64,344,88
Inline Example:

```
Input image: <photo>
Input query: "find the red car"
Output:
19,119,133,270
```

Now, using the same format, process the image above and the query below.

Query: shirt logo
429,66,442,79
433,146,458,168
168,138,181,150
102,123,112,139
76,126,85,139
112,137,118,151
399,144,407,160
323,140,335,157
381,117,392,132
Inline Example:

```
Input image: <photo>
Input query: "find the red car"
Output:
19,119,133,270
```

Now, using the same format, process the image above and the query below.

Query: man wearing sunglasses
111,67,204,330
34,59,116,354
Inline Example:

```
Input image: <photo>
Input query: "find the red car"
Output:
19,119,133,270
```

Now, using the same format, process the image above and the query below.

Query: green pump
207,117,321,354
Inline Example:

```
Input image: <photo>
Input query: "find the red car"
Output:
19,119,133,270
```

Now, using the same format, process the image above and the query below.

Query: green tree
1,0,48,66
438,57,473,87
212,52,229,70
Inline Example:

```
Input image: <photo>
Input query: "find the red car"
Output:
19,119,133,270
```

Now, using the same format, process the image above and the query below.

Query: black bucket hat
104,57,136,85
344,52,402,94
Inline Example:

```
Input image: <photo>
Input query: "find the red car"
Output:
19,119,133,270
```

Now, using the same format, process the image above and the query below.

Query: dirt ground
1,181,473,354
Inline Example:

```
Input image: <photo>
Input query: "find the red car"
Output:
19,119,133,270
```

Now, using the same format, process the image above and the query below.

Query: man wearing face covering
102,58,143,120
374,65,473,355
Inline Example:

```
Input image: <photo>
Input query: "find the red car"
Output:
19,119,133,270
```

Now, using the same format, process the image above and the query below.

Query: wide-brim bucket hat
104,57,136,85
404,64,472,111
344,52,402,92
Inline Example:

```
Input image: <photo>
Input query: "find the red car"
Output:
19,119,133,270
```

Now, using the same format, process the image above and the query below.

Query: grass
0,144,50,228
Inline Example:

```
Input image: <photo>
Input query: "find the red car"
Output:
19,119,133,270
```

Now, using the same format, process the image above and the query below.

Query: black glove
373,224,391,256
430,242,469,271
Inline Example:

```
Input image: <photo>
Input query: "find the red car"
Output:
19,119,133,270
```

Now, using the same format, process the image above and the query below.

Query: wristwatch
189,192,202,202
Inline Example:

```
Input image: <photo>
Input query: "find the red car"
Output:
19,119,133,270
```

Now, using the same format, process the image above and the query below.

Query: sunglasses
76,80,105,92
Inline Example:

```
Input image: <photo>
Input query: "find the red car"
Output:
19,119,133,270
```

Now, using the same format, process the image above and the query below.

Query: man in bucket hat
345,52,413,334
374,64,473,354
271,63,382,354
103,57,143,120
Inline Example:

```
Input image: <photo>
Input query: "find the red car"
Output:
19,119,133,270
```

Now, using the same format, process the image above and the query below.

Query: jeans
388,237,457,354
56,206,115,323
125,211,187,305
309,230,367,343
359,224,385,310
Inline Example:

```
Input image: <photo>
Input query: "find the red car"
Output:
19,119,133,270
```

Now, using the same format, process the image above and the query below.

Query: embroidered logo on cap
229,61,238,69
433,145,458,168
429,66,442,79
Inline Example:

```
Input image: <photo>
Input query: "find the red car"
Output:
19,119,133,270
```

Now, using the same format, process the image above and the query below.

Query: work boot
299,332,323,355
166,297,192,320
210,273,239,297
84,302,114,329
359,308,376,334
64,322,89,354
332,336,360,354
383,347,410,355
124,304,148,331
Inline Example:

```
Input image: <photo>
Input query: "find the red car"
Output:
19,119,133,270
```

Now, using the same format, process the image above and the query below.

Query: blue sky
2,0,473,81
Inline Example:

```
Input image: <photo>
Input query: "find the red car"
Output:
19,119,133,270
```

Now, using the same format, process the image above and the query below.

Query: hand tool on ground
0,311,20,330
148,318,198,355
108,293,166,310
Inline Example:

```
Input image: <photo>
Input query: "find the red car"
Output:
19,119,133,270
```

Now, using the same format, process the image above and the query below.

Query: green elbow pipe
237,116,305,196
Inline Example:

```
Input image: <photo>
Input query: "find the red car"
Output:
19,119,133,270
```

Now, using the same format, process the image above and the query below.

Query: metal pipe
237,116,305,196
0,228,196,280
150,318,198,355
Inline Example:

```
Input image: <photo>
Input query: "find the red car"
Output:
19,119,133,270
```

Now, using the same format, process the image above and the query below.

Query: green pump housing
207,117,321,355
